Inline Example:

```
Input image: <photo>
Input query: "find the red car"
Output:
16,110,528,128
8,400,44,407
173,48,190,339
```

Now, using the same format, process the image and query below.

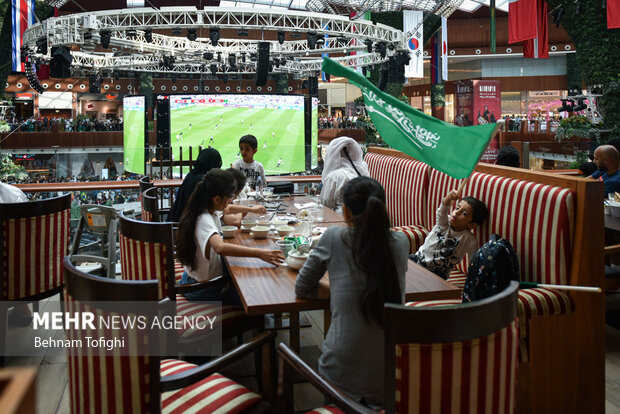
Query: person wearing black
167,148,222,222
496,145,521,168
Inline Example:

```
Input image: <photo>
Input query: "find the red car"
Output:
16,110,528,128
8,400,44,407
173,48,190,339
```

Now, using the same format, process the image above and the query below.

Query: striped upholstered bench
365,147,605,412
424,167,575,360
366,151,430,253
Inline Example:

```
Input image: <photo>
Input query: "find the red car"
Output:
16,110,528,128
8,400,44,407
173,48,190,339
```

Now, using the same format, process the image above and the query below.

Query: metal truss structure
305,0,464,18
23,7,406,78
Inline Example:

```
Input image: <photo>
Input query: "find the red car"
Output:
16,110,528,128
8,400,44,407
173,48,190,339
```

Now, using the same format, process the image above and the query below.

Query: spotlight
558,99,574,112
316,36,325,47
240,52,246,62
210,27,220,47
364,39,373,53
144,29,152,42
274,59,280,68
100,30,111,48
337,36,347,45
36,37,47,55
126,29,137,38
307,31,317,49
228,54,236,67
162,55,175,70
395,51,411,66
280,58,287,66
217,52,222,63
278,30,285,45
574,98,587,112
186,29,197,41
376,42,387,58
210,63,217,75
203,51,214,60
250,53,257,62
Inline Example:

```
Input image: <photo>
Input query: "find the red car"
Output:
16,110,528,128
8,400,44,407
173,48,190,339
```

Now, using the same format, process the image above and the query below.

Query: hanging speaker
156,96,171,150
89,75,100,93
256,42,270,87
50,46,73,78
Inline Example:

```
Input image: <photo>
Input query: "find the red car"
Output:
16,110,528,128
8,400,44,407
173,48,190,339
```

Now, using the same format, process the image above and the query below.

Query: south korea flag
403,10,424,78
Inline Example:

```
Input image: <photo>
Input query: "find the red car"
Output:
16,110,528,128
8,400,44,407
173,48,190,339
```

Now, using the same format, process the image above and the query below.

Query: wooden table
225,196,461,351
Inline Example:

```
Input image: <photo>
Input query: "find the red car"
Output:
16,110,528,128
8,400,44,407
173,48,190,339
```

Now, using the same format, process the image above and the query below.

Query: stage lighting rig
376,42,387,58
307,32,317,49
100,30,111,48
228,54,236,68
162,55,175,70
36,37,47,55
186,29,197,41
364,39,373,53
144,29,152,42
210,63,217,75
210,27,220,47
573,98,587,112
278,31,285,45
203,52,214,60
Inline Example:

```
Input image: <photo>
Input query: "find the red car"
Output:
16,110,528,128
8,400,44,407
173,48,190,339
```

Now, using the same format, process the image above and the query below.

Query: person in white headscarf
320,137,370,213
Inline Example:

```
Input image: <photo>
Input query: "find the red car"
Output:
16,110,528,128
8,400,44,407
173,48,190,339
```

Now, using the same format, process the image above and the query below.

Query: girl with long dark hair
295,176,409,408
176,169,283,303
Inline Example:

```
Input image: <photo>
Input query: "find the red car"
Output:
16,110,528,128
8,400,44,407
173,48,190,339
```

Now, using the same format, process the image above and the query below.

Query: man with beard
591,144,620,197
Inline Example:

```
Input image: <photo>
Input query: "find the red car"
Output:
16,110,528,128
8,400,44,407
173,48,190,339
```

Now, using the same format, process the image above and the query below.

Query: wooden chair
118,213,264,349
142,186,164,222
63,256,276,413
0,194,71,366
277,281,520,414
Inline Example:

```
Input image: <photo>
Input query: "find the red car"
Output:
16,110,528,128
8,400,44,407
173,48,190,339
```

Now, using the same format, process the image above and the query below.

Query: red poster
473,80,501,163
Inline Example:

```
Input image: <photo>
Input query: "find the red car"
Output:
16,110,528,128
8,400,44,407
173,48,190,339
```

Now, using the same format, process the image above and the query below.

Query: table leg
289,311,300,353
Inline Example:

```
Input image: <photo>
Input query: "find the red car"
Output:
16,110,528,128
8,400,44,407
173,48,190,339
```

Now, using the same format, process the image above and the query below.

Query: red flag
523,0,548,58
609,0,620,29
508,0,537,44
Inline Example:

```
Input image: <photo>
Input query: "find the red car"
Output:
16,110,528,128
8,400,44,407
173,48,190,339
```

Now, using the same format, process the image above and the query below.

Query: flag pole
519,282,601,293
456,177,470,196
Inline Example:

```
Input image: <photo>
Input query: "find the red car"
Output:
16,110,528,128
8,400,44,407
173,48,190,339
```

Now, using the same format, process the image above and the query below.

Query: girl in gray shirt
296,176,409,409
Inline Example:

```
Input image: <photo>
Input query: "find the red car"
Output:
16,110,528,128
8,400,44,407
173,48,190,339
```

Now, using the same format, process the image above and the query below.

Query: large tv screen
169,94,306,173
311,97,319,168
123,96,145,175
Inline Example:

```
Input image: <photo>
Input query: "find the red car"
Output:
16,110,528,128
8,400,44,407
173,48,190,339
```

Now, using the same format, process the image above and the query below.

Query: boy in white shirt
231,134,266,190
410,190,487,280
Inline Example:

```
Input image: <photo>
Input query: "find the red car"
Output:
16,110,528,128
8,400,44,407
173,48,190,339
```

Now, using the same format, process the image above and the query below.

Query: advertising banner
473,80,501,162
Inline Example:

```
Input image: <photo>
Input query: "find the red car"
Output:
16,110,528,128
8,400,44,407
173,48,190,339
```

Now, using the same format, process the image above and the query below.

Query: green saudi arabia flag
322,57,499,179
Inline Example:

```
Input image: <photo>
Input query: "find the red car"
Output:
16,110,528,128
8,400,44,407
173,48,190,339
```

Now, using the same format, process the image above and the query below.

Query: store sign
529,91,560,97
105,94,118,100
15,154,35,160
15,92,33,100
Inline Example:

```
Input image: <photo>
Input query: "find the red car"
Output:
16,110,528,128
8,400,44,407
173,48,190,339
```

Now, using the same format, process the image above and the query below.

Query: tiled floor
6,298,620,413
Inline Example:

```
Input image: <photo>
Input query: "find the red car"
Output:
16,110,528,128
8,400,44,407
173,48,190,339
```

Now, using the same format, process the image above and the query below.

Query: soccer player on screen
277,157,282,168
272,131,275,139
188,123,192,130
